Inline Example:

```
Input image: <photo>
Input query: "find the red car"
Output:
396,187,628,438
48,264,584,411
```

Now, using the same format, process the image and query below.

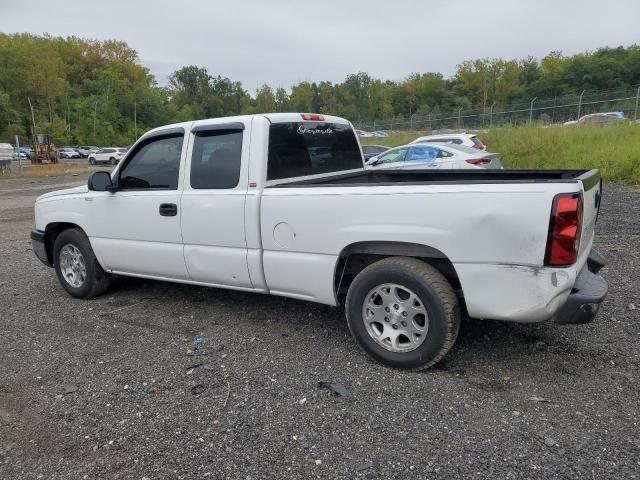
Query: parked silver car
365,143,502,170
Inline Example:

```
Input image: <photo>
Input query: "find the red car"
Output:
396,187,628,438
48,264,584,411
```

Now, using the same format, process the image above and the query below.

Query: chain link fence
355,85,640,133
0,136,89,175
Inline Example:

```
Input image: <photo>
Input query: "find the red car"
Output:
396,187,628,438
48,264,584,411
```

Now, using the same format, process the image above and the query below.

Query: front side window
190,130,242,189
363,146,388,155
375,147,407,165
267,122,362,180
118,135,183,190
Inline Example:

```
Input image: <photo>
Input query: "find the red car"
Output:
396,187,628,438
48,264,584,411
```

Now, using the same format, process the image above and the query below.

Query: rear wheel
346,257,460,370
89,157,95,165
109,157,116,165
53,228,113,299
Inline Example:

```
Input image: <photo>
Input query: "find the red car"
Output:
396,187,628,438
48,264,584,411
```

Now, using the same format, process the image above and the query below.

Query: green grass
361,124,640,183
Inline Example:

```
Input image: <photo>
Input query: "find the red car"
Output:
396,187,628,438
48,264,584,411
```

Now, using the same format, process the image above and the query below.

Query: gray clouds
1,0,638,90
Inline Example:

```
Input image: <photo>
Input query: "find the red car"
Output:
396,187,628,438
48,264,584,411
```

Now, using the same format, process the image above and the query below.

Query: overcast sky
1,0,638,92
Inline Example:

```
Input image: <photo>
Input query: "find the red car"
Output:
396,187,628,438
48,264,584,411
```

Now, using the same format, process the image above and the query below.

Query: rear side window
470,136,484,147
407,146,451,162
267,122,362,180
190,130,242,189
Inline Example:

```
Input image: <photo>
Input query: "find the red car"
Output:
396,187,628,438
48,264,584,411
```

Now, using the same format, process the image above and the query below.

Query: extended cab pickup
31,113,608,370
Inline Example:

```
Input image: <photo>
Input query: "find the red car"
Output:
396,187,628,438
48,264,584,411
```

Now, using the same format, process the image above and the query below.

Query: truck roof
143,113,351,138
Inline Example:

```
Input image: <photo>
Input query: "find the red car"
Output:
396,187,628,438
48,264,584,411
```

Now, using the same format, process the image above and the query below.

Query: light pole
458,107,463,129
634,85,640,121
529,97,538,123
489,102,496,128
577,90,586,120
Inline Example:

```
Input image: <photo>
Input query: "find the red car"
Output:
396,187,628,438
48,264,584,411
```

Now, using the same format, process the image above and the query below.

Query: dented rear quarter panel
260,181,587,320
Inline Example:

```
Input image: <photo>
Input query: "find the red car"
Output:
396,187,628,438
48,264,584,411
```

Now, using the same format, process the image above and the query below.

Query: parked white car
88,147,127,165
59,148,81,159
365,143,502,170
410,133,486,150
31,113,607,370
77,146,100,158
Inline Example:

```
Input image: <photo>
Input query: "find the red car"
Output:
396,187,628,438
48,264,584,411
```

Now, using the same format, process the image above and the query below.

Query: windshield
267,122,362,180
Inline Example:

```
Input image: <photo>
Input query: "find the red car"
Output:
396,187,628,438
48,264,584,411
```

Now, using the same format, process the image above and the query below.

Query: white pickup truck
31,113,608,370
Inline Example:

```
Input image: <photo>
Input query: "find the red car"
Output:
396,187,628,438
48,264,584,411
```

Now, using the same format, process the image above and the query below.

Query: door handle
159,203,178,216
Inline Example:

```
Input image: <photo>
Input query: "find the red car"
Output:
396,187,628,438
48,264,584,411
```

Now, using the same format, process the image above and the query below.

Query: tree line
0,33,638,145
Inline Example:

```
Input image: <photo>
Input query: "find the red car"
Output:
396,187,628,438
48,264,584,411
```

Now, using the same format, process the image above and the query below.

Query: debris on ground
356,462,374,472
63,385,78,395
544,437,557,447
318,382,351,397
528,396,550,403
191,384,207,396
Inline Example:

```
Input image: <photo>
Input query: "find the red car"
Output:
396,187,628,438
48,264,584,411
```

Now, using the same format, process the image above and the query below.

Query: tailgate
577,170,602,259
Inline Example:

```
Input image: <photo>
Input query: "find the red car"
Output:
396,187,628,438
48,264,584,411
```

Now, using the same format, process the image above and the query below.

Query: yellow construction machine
31,134,59,163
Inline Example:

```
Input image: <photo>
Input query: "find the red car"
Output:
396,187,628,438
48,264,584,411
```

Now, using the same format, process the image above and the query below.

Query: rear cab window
267,121,362,181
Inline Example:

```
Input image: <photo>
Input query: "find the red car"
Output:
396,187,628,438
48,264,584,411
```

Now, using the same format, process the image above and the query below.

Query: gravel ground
0,176,638,479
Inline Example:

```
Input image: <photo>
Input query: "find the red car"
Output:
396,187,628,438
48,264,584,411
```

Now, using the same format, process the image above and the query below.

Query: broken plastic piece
318,382,351,397
191,384,207,395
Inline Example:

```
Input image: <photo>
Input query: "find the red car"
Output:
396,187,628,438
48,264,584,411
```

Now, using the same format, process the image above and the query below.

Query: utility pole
134,101,138,140
93,99,98,141
634,86,640,121
489,102,496,128
27,97,36,134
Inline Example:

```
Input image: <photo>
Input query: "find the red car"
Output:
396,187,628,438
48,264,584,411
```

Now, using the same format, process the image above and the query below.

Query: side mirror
88,171,115,192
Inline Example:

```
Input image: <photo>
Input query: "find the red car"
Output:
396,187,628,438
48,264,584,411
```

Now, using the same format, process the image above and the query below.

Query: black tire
89,157,95,165
53,228,113,299
109,157,116,165
346,256,460,370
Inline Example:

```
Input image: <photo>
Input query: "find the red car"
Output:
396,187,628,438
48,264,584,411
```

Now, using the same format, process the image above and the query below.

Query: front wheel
109,157,116,165
89,157,95,165
346,257,460,370
53,228,113,299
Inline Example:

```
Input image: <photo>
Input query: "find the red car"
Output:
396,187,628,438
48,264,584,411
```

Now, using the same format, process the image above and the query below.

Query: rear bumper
554,250,608,325
31,229,52,267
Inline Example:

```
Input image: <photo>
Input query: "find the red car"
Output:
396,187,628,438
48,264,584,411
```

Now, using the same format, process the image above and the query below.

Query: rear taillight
472,143,484,149
301,113,324,121
465,158,490,165
545,194,582,267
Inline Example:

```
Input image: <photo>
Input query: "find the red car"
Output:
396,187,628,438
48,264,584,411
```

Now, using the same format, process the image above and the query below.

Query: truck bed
274,169,601,190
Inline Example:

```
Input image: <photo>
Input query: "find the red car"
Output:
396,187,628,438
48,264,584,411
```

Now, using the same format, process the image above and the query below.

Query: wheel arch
44,222,86,266
333,241,464,308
